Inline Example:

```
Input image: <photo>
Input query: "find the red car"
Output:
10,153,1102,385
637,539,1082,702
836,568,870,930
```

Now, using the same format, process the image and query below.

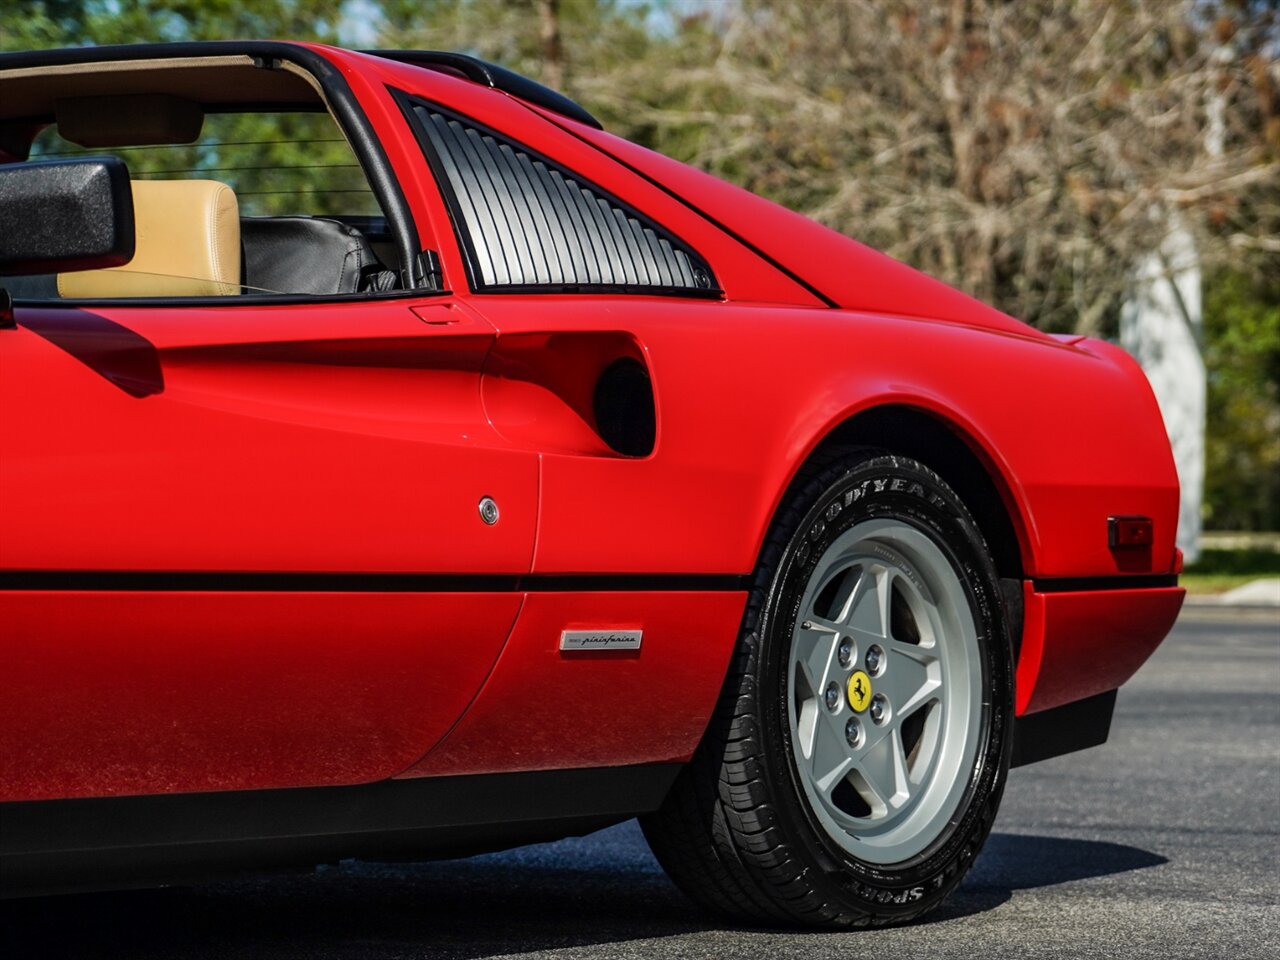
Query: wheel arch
780,403,1033,583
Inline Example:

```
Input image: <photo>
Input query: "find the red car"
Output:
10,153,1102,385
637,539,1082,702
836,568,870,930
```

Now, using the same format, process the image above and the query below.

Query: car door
393,88,824,579
366,83,827,783
0,294,538,801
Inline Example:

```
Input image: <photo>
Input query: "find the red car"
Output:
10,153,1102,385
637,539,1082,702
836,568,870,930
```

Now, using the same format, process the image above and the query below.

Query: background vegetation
2,0,1276,532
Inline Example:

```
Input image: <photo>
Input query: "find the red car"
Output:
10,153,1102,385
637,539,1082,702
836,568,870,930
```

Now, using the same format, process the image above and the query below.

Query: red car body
0,42,1182,894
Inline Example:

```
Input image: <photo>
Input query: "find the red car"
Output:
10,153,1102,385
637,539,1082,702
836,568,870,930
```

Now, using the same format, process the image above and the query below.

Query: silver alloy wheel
787,518,983,865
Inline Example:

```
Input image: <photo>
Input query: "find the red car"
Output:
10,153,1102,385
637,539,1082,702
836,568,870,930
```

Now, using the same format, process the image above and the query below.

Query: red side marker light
1108,515,1153,549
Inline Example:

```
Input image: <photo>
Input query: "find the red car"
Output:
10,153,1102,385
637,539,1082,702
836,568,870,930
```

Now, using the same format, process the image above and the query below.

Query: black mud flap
1011,689,1117,768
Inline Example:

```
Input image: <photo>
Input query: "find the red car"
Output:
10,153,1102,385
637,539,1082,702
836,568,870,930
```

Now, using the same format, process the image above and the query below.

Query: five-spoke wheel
642,452,1013,927
788,519,982,864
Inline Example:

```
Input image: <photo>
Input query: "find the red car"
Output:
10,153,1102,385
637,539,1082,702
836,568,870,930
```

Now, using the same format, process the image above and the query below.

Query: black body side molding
1010,689,1117,768
1,763,681,897
0,570,751,592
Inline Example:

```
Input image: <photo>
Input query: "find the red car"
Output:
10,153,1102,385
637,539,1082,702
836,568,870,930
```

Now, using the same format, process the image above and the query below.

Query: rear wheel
642,452,1013,927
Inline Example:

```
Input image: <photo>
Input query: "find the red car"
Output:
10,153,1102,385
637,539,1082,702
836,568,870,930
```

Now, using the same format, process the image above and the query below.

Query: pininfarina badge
559,630,643,651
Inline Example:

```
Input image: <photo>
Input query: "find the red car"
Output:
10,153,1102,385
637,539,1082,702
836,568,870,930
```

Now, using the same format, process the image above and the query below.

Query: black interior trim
0,571,752,593
1032,574,1179,593
1,763,680,896
1011,689,1116,767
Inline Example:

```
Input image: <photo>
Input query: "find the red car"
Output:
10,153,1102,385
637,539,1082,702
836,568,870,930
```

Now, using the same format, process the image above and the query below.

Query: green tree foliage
0,0,344,49
31,113,377,219
1204,264,1280,531
3,1,372,219
375,0,658,97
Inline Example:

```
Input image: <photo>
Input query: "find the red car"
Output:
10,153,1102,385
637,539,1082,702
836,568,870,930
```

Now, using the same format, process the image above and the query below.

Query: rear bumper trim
1015,581,1184,716
1032,574,1178,593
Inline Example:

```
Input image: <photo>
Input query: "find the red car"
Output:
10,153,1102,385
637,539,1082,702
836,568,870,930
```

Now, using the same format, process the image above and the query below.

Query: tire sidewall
757,454,1013,916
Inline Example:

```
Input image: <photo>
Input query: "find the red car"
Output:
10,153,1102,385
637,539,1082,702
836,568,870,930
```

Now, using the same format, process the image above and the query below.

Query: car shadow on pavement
928,832,1169,923
0,826,1167,958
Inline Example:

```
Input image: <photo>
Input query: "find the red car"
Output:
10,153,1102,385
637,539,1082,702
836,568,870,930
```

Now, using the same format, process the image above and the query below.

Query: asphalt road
5,608,1278,959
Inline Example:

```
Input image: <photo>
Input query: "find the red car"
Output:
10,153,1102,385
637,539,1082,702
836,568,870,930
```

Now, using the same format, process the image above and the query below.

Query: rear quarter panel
473,296,1179,580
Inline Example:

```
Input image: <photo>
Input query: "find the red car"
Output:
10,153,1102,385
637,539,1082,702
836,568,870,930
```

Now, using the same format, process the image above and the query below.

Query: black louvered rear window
410,102,718,295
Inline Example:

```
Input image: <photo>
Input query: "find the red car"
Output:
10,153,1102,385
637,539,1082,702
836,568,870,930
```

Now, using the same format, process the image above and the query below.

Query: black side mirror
0,157,135,277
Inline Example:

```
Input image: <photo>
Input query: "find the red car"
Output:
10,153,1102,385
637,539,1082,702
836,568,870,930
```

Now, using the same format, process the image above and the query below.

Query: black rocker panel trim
0,571,752,593
0,764,681,896
1010,689,1116,768
403,95,719,296
1032,574,1179,593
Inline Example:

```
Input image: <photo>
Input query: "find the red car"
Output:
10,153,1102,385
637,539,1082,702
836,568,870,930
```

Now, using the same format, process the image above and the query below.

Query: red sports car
0,41,1183,926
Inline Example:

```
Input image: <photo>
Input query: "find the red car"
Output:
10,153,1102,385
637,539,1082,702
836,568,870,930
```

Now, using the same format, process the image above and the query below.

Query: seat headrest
240,216,377,296
59,179,240,298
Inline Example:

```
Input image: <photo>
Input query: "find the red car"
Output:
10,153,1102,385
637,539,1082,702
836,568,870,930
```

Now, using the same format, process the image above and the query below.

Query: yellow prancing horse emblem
847,670,873,712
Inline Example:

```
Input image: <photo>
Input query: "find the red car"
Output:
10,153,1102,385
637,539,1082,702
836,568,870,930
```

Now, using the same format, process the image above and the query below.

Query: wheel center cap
847,670,873,712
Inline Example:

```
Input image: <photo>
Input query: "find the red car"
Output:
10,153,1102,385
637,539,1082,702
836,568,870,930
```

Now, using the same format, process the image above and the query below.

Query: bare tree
538,0,564,90
577,0,1277,334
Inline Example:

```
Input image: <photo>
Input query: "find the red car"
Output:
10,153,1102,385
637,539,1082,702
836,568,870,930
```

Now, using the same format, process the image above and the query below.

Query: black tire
641,451,1014,928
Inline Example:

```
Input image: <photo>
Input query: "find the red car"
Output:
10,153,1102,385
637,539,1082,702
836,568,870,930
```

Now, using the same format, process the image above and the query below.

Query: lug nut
845,717,863,748
825,682,841,712
869,695,888,725
865,644,884,676
837,637,853,667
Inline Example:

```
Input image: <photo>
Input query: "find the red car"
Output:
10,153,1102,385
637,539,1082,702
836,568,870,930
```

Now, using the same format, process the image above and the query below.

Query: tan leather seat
59,179,240,298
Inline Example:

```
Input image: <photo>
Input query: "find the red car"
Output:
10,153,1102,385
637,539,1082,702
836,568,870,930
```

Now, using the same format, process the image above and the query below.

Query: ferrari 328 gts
0,41,1184,926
